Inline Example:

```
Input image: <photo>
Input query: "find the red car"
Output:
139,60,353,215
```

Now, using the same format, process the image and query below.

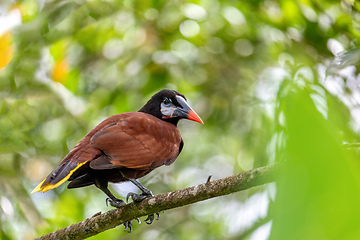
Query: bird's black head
139,89,203,126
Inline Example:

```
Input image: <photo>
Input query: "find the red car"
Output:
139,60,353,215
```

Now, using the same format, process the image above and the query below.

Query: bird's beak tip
187,110,204,124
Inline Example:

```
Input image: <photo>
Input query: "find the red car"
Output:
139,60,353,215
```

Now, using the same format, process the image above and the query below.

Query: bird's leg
126,178,153,201
94,178,139,232
125,178,160,224
94,178,125,208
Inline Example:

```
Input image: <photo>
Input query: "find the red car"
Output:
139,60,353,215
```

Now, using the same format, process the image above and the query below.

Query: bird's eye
163,98,172,106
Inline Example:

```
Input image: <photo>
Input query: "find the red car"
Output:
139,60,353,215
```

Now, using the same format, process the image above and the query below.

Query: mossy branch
35,165,277,240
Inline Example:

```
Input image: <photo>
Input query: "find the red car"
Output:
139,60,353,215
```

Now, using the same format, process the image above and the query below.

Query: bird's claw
145,212,160,225
126,192,150,203
126,192,133,203
123,221,132,233
106,198,126,208
123,218,141,233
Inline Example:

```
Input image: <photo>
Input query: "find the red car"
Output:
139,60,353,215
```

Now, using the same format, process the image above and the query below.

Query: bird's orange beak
186,109,204,124
173,95,204,124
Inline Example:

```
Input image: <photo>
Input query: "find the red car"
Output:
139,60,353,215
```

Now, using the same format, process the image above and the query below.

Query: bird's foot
126,191,153,202
106,197,126,208
123,218,141,233
105,198,141,233
126,191,160,225
145,212,160,225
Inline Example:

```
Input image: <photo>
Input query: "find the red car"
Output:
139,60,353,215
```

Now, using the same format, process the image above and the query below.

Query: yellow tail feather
31,161,88,193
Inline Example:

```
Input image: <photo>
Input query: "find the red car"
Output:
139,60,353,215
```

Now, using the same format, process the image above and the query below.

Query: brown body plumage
65,112,183,188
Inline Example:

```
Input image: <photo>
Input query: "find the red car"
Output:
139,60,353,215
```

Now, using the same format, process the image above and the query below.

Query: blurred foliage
0,0,360,239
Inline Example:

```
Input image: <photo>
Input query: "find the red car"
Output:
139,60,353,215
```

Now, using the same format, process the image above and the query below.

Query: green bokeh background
1,0,360,239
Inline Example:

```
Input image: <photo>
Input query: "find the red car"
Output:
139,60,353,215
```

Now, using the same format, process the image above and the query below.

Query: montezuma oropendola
32,89,203,232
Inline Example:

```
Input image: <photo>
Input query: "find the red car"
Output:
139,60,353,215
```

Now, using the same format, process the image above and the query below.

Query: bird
32,89,203,232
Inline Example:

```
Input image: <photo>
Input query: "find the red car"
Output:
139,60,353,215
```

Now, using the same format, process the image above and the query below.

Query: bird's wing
89,112,182,170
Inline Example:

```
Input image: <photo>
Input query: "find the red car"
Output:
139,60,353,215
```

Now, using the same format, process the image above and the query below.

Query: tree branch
35,165,277,240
